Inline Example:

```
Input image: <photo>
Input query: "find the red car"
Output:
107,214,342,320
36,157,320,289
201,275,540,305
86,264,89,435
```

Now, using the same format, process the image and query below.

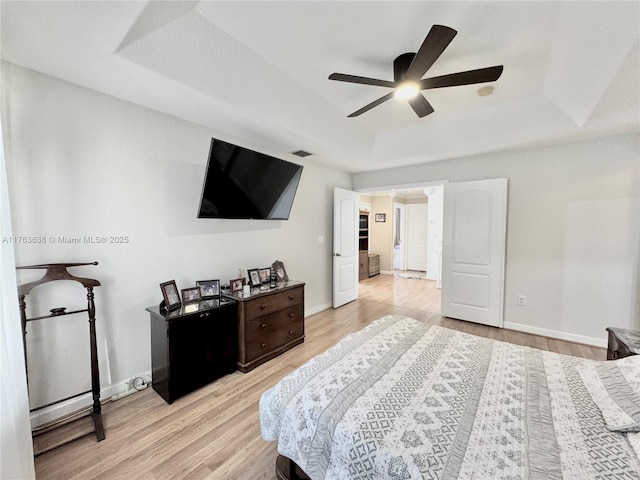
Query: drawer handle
288,330,295,336
261,323,267,329
261,343,267,349
289,313,294,318
260,304,267,310
288,295,294,301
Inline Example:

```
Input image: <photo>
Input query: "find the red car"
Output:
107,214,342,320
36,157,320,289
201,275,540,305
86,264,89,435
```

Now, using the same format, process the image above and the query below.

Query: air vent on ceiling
290,150,313,158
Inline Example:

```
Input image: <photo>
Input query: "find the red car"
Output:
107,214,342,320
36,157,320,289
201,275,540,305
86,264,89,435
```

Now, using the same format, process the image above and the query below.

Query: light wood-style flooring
33,273,605,479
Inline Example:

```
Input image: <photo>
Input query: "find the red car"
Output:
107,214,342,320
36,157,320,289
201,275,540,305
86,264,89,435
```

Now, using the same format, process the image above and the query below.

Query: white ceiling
1,1,638,173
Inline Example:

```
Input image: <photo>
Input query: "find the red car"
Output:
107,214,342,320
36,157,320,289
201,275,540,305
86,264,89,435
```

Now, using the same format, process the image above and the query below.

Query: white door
441,178,508,327
333,188,359,308
406,204,429,272
393,203,406,270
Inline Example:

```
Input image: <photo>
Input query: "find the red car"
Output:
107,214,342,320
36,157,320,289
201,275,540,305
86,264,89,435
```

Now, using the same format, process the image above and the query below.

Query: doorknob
334,253,341,257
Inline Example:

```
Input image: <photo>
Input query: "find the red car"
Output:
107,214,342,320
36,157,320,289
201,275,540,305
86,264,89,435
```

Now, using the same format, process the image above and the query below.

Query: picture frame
230,278,246,292
272,260,289,283
196,279,220,298
375,213,386,222
248,268,262,287
181,286,201,304
259,267,271,285
160,280,181,310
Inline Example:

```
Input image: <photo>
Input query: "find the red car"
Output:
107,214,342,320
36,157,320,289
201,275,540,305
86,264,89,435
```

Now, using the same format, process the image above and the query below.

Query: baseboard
380,270,394,275
504,322,607,348
30,370,151,429
306,302,332,317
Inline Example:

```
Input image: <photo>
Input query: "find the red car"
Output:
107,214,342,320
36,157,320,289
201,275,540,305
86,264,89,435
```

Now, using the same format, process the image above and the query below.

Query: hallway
358,271,441,314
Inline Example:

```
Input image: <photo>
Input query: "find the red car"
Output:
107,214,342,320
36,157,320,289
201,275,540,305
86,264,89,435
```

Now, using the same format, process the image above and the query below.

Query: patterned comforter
260,315,640,479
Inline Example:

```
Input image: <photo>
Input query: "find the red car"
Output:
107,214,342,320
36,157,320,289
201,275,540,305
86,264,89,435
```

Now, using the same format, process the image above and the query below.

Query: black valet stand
17,262,104,456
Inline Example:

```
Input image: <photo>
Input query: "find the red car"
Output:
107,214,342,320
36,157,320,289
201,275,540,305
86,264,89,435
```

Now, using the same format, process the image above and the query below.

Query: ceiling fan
329,25,504,118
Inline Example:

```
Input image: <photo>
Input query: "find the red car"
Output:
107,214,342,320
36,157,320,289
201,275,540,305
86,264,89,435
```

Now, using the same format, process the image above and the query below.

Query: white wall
370,196,393,272
354,134,640,345
1,62,351,424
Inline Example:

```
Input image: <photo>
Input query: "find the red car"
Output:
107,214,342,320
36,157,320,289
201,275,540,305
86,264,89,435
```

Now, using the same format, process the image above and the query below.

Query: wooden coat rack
17,262,104,456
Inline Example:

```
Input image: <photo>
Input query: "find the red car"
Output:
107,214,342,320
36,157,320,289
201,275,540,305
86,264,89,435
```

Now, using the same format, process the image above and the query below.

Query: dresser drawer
245,304,303,342
244,286,304,319
245,318,304,362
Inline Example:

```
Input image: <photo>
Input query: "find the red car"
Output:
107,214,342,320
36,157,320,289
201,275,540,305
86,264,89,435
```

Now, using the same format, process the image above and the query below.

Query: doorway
356,182,446,314
341,178,507,327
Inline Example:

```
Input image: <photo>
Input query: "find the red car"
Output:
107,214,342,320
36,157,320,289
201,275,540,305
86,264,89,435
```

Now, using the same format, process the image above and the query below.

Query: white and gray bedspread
260,315,640,479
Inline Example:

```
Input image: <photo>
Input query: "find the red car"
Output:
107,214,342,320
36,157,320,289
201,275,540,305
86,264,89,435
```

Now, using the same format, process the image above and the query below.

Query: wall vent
290,150,312,158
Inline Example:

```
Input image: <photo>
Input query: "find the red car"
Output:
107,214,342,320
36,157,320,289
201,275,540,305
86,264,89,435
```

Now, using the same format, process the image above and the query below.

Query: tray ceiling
1,1,638,172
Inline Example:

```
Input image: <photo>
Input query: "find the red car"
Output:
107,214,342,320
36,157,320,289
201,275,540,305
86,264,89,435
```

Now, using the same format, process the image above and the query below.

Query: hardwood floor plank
33,273,606,479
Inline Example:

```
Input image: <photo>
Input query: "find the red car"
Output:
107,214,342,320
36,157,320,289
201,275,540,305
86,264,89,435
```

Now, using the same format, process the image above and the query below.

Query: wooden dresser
224,281,305,372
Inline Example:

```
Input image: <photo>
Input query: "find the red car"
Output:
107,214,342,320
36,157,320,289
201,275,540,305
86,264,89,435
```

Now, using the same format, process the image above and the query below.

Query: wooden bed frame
275,455,311,480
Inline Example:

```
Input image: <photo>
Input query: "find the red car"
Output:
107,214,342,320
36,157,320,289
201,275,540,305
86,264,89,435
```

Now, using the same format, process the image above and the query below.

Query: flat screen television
197,138,303,220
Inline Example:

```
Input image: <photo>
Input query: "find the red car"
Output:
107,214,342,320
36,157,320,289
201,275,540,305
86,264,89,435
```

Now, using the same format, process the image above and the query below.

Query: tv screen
197,138,303,220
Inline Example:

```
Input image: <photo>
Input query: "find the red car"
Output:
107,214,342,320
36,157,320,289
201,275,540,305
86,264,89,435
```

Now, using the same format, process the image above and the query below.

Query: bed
260,315,640,479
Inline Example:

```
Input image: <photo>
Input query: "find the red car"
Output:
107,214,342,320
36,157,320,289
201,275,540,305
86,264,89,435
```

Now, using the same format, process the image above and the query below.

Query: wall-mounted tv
197,138,303,220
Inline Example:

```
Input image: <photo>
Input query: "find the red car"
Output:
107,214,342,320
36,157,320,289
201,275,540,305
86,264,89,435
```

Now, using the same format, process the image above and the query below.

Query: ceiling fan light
395,82,419,99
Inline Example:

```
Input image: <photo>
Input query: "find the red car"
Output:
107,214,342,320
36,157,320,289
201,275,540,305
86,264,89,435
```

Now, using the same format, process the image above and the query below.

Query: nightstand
606,327,640,360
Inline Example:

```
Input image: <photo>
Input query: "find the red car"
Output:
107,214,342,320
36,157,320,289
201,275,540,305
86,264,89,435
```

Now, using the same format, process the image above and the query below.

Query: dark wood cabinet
606,327,640,360
359,251,369,280
224,281,305,372
147,299,237,404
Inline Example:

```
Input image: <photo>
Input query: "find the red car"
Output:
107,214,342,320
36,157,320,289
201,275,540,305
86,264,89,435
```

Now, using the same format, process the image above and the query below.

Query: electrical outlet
517,294,527,306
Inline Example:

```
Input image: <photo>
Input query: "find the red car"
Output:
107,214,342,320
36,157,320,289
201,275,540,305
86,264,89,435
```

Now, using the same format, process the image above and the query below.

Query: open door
333,188,359,308
441,178,508,327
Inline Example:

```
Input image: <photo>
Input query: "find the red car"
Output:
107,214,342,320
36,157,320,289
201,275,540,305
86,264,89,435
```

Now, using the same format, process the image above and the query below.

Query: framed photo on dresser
248,268,261,287
230,278,246,292
181,286,201,304
160,280,181,310
259,268,271,285
272,261,288,283
196,279,220,298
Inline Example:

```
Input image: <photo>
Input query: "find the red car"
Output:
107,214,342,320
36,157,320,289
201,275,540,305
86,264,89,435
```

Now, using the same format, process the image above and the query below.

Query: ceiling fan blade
407,93,435,118
404,25,457,81
329,73,396,88
347,92,396,117
420,66,504,89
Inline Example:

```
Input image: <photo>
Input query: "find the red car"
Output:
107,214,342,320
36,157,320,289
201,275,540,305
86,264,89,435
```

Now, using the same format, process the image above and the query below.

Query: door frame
357,181,448,275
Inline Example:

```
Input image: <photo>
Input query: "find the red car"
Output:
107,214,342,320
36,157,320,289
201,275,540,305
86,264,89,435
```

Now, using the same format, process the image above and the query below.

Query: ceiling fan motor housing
394,53,416,83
